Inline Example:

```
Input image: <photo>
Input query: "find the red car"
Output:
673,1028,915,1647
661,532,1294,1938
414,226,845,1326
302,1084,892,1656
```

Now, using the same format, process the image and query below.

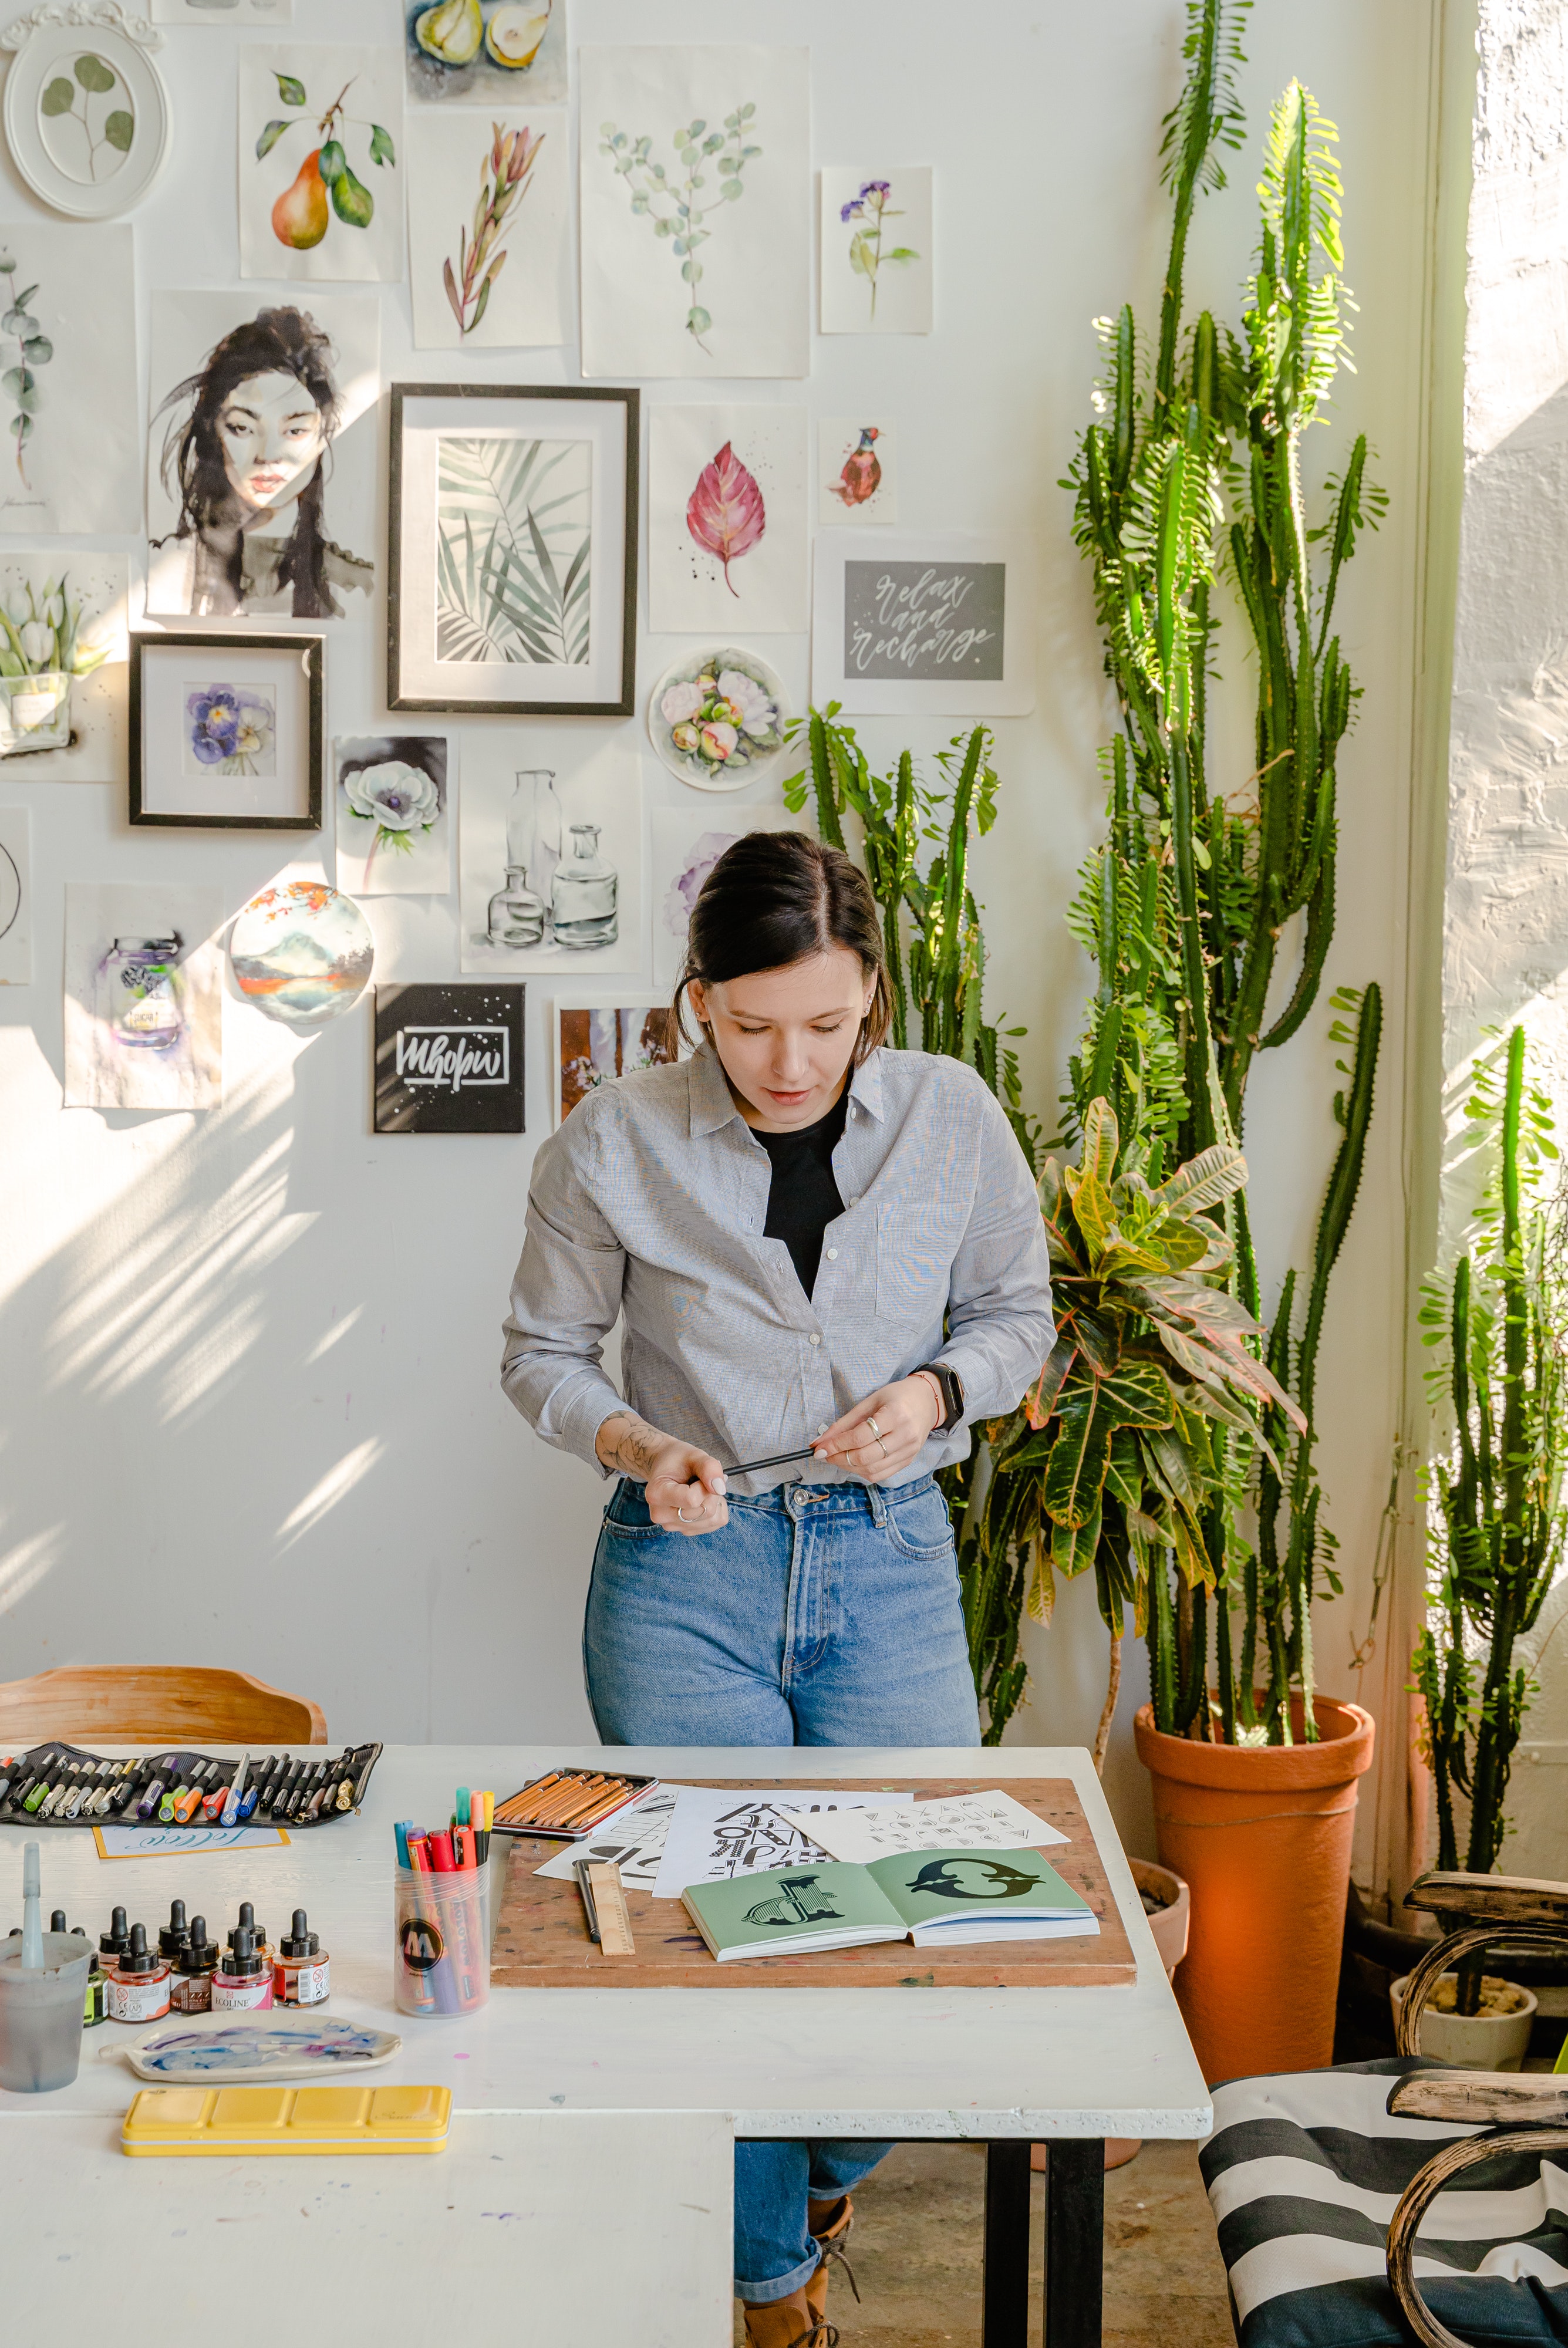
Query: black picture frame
373,983,525,1135
386,382,639,718
128,631,324,832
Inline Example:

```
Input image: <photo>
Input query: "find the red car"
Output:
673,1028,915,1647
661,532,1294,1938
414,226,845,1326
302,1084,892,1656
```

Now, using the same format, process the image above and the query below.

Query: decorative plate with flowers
647,645,788,791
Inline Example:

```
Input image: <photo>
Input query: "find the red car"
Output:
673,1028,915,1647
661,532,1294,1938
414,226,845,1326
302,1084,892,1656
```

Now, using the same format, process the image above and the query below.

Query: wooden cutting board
490,1777,1137,1988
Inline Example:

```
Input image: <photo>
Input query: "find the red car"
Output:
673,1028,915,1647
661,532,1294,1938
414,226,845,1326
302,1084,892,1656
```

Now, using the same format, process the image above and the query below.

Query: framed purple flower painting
129,630,323,830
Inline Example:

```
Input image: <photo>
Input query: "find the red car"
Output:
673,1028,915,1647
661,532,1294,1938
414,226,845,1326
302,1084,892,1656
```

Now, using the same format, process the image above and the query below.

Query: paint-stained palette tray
0,1742,382,1829
491,1777,1138,1989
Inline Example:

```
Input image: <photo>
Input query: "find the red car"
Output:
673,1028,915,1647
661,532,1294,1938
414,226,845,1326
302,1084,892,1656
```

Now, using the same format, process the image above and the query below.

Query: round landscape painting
228,880,373,1028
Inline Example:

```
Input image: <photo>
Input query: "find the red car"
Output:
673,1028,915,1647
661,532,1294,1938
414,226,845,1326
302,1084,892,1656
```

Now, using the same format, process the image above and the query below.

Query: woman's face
216,369,327,516
690,947,874,1132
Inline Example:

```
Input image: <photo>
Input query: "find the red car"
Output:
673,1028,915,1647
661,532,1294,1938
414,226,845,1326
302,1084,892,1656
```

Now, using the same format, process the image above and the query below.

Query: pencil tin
394,1860,491,2020
491,1769,657,1841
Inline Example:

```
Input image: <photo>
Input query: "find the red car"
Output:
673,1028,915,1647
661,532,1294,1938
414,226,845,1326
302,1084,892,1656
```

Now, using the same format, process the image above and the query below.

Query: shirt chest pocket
875,1203,969,1327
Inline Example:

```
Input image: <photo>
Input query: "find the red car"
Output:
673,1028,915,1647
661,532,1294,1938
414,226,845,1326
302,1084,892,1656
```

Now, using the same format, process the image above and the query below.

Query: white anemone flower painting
334,733,451,895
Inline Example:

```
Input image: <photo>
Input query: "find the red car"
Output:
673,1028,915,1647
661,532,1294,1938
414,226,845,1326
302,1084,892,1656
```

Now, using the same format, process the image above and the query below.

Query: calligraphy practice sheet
776,1789,1070,1865
651,1787,904,1900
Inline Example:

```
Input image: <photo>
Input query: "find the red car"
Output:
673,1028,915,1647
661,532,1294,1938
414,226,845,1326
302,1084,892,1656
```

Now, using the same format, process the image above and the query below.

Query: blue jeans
584,1472,981,2302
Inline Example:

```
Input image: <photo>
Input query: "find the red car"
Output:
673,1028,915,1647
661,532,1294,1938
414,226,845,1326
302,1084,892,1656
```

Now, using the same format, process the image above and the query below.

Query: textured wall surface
1444,0,1568,1871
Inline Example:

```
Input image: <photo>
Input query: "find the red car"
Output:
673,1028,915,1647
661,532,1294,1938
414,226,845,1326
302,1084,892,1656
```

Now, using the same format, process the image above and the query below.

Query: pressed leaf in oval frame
686,440,765,597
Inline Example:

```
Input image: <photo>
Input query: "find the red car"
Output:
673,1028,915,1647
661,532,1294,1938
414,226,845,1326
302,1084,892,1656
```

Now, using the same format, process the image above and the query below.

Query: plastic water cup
393,1861,490,2019
0,1932,92,2091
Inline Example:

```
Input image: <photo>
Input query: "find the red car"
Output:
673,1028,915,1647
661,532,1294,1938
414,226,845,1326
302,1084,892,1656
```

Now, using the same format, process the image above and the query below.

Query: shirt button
848,1196,859,1206
809,1334,821,1347
817,1424,828,1436
825,1247,838,1261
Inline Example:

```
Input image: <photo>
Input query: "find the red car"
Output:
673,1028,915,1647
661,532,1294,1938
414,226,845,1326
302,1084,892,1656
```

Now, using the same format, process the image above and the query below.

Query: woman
151,306,372,619
502,832,1053,2348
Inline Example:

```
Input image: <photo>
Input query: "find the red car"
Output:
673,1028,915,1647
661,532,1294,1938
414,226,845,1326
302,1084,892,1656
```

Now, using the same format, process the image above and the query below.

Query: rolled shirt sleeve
501,1110,629,1475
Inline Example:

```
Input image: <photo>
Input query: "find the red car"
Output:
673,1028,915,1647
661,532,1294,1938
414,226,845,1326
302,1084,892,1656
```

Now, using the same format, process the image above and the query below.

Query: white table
0,1745,1211,2343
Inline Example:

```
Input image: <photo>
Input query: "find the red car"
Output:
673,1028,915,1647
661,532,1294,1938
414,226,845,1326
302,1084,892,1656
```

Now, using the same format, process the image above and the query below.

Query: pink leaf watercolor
686,441,766,596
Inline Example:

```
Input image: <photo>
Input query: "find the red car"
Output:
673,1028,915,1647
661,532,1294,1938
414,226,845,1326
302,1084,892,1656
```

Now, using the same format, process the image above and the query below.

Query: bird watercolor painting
828,427,882,511
817,417,896,525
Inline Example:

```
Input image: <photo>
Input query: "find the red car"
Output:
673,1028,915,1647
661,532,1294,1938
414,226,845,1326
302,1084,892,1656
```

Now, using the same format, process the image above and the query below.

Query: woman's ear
687,978,710,1027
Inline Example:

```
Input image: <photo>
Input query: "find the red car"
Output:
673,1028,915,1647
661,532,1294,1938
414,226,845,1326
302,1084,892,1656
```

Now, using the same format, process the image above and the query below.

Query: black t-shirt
754,1089,849,1297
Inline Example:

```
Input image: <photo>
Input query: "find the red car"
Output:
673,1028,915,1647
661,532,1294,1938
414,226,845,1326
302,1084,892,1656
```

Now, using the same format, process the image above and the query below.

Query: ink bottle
71,1926,109,2027
99,935,185,1053
108,1923,171,2024
213,1926,272,2013
170,1917,218,2014
274,1908,329,2008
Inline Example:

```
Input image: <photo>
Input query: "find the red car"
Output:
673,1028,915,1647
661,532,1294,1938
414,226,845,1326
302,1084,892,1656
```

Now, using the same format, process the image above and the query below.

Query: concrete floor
734,2138,1233,2348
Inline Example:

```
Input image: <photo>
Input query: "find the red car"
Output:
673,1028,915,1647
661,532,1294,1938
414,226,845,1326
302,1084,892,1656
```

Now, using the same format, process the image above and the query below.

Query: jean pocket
875,1203,968,1327
882,1483,957,1561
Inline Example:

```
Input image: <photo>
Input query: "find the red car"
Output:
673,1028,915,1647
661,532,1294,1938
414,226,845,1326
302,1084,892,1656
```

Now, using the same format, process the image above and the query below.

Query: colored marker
220,1753,249,1830
173,1783,204,1824
237,1785,260,1821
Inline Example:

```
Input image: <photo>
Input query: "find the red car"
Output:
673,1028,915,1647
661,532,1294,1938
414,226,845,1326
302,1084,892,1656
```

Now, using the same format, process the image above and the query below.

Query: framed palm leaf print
387,383,639,716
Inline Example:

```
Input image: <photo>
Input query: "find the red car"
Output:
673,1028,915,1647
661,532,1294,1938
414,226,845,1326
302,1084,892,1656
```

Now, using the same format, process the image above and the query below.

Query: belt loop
864,1480,888,1528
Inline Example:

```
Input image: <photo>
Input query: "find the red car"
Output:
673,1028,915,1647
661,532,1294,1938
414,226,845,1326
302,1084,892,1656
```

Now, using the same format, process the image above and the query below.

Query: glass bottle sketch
510,769,562,919
98,935,184,1052
487,863,545,947
552,823,619,950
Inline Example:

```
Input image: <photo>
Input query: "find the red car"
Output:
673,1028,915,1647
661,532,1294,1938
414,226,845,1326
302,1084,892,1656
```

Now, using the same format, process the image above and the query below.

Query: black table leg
982,2138,1033,2348
1044,2138,1105,2348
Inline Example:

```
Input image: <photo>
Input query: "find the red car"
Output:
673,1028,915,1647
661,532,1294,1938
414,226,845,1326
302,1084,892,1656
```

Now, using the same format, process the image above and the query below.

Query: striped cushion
1200,2057,1568,2348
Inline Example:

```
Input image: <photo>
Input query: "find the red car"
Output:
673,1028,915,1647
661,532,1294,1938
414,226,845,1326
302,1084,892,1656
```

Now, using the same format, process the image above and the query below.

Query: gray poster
842,559,1006,682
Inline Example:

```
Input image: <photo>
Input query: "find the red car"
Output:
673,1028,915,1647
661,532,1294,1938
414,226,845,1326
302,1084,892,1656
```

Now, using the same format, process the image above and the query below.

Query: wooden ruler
585,1861,636,1956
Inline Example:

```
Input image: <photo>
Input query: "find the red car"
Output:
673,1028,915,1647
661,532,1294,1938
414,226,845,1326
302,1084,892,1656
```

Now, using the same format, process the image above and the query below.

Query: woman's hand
595,1410,729,1537
812,1375,943,1485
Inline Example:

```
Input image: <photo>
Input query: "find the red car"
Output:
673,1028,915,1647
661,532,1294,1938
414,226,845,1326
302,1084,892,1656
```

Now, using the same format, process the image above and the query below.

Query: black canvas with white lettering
373,984,525,1134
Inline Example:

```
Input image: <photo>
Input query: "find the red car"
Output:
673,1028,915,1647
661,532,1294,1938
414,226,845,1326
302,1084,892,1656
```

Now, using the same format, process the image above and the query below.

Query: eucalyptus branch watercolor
257,70,397,254
444,122,545,337
40,52,134,183
840,180,918,321
0,252,53,489
598,103,760,350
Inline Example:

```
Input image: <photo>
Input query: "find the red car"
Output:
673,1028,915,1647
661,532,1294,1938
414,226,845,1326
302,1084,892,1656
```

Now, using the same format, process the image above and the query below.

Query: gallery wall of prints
0,0,1437,1848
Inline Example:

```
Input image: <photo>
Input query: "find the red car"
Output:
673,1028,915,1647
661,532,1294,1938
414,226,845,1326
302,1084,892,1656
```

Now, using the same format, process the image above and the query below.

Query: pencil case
491,1768,656,1840
0,1741,382,1828
122,2083,451,2157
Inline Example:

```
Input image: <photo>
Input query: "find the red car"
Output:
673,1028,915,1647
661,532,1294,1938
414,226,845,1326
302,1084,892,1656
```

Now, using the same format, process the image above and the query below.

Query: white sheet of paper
649,405,807,632
0,221,139,534
95,1823,289,1858
819,168,933,335
240,46,404,285
0,807,31,985
407,109,570,350
531,1784,680,1892
652,1787,905,1900
63,883,223,1112
777,1790,1070,1865
579,46,809,379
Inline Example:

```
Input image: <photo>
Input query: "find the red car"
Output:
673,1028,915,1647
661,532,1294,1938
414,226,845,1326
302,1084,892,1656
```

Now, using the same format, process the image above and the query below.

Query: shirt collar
687,1041,886,1138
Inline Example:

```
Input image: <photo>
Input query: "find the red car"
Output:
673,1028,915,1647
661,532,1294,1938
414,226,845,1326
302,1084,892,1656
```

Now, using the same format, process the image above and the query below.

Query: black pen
721,1445,822,1477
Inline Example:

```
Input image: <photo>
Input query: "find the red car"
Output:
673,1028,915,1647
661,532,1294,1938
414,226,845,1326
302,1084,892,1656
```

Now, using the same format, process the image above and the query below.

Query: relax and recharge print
435,433,590,667
334,734,451,896
146,291,380,622
842,558,1006,682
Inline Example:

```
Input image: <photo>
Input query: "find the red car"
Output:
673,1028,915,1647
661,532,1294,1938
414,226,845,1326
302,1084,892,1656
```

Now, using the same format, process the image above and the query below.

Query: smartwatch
914,1361,966,1434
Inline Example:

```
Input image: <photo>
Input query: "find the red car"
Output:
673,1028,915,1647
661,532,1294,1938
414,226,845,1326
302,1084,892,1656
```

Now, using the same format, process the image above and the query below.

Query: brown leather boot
740,2286,834,2348
804,2194,861,2330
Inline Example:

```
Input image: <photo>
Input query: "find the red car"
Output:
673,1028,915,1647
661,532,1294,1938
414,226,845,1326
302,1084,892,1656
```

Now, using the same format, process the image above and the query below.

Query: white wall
0,0,1445,1870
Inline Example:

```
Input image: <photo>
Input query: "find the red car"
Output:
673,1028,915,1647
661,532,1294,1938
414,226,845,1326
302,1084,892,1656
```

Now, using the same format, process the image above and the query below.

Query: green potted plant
0,570,112,757
1402,1024,1565,2068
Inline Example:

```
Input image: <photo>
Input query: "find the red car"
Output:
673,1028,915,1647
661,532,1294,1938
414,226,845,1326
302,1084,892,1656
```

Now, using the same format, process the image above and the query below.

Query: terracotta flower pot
1134,1696,1376,2084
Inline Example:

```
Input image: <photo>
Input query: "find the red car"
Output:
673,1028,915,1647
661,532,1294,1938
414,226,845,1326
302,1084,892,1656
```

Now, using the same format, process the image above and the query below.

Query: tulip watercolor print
406,109,569,351
240,46,404,285
818,417,898,527
183,683,276,777
579,46,809,380
335,734,451,897
0,548,128,784
648,406,807,633
819,168,932,335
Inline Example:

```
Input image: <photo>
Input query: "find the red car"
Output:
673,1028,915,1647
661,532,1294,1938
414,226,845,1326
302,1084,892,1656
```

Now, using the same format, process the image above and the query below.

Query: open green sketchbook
683,1847,1097,1962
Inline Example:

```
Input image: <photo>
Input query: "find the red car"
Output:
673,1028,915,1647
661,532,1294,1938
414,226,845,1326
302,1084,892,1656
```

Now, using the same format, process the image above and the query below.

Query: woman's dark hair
675,831,893,1063
155,306,341,619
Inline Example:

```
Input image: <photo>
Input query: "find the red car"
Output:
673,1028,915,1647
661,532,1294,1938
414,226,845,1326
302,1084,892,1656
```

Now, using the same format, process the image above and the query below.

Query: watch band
914,1361,965,1434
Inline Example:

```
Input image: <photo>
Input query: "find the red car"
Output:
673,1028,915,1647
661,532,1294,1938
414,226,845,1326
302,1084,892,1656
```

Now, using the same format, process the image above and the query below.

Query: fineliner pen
173,1784,204,1824
9,1776,36,1811
62,1785,87,1820
137,1779,165,1821
277,1760,305,1816
237,1786,260,1821
202,1784,228,1821
40,1783,69,1818
159,1780,183,1823
220,1753,249,1829
107,1777,135,1814
25,1780,52,1814
90,1784,115,1816
305,1784,327,1821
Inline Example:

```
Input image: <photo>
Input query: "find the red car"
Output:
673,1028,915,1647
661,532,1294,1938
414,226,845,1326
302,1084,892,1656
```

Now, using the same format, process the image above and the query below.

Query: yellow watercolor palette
122,2082,451,2157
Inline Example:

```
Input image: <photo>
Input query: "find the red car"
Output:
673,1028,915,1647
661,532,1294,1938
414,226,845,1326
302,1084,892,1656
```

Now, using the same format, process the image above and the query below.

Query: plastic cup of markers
393,1861,490,2019
0,1934,92,2091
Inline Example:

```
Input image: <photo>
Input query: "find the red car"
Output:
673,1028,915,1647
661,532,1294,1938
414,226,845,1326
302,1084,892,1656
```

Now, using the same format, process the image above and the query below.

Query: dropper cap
225,1927,264,1979
99,1905,130,1959
279,1908,319,1959
119,1922,158,1978
50,1909,67,1934
159,1899,190,1959
178,1916,217,1976
227,1900,256,1954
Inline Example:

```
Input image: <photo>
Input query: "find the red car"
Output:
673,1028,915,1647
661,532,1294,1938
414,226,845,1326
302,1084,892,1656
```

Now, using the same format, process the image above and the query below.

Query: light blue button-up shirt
501,1041,1054,1492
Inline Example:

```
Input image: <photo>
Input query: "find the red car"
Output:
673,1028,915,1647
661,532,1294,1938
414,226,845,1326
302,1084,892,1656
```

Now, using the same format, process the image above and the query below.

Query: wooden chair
1202,1869,1568,2348
0,1666,326,1748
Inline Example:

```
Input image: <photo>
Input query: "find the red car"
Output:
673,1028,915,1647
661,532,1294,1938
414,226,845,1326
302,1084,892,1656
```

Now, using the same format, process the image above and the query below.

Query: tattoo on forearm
597,1409,665,1479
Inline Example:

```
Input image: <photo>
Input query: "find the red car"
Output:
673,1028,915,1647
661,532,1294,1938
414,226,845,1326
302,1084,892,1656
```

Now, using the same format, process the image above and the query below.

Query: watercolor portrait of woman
150,304,373,620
